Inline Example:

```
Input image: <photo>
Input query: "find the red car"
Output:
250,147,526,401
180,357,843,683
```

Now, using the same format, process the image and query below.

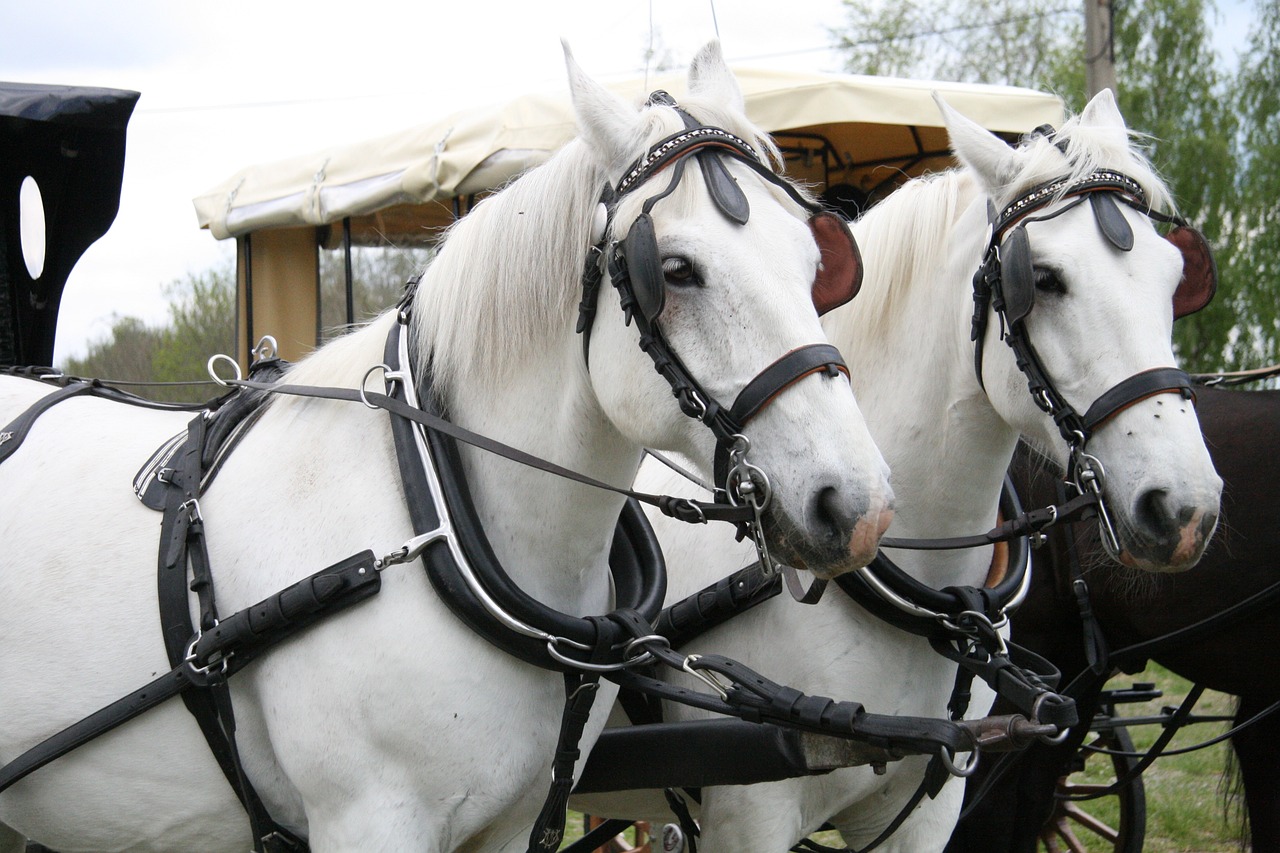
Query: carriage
0,53,1235,853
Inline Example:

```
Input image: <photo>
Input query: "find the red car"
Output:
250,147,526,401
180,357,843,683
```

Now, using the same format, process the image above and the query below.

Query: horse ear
563,40,642,167
687,40,745,114
1078,88,1131,152
934,92,1021,192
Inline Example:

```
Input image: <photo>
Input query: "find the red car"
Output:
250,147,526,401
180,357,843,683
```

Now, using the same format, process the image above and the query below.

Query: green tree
61,243,429,402
832,0,1268,373
63,262,236,404
831,0,1080,86
1217,0,1280,368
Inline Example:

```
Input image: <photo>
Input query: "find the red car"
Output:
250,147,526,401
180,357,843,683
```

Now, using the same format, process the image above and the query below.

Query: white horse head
570,91,1228,853
549,41,894,576
937,89,1221,572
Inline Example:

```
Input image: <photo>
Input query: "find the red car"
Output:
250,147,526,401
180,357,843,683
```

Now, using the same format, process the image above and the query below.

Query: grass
564,666,1246,853
1046,663,1245,853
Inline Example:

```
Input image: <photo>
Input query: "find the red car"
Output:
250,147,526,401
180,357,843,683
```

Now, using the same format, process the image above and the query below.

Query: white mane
993,108,1177,216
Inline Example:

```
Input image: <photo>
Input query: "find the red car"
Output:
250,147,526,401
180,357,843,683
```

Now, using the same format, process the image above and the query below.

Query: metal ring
359,364,392,409
1031,694,1074,745
1038,725,1072,746
544,638,629,672
623,634,670,660
940,745,980,777
206,353,242,387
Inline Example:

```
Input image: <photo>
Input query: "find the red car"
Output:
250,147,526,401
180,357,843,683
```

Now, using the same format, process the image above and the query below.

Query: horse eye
1033,267,1066,295
663,257,700,287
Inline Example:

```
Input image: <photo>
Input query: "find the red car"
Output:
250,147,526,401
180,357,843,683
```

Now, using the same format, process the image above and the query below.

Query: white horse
0,44,894,852
575,90,1222,851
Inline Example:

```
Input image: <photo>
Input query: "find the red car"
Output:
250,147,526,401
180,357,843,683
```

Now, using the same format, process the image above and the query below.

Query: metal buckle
184,630,230,681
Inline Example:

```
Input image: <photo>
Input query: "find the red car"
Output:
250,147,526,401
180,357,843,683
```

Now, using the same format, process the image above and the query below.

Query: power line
838,7,1077,47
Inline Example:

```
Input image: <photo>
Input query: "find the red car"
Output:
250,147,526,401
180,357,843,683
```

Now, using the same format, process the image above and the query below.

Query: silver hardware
376,526,449,569
1074,451,1123,558
180,498,202,522
251,335,278,363
725,434,778,575
937,610,1009,655
545,637,637,672
0,431,11,446
681,654,731,700
361,363,407,409
206,353,242,387
623,633,670,664
1032,694,1073,745
940,745,980,777
184,631,230,679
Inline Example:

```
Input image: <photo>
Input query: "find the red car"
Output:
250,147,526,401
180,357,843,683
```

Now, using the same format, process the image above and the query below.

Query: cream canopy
194,67,1064,243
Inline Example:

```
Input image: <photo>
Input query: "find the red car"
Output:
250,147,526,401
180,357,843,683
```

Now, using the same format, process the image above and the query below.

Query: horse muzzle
1115,490,1220,572
766,486,895,578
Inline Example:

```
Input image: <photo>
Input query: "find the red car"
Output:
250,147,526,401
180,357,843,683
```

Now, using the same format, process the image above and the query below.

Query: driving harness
0,94,930,853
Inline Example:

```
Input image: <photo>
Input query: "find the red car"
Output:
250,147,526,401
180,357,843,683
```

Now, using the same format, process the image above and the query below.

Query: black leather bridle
577,90,862,573
970,165,1213,558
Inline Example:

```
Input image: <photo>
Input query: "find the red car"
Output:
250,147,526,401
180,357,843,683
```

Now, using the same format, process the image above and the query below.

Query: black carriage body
0,82,139,366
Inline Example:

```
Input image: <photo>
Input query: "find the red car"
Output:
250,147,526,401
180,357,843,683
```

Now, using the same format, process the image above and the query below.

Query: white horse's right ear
935,92,1021,192
564,40,640,167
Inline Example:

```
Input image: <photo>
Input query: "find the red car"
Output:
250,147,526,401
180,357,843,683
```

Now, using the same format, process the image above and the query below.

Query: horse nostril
1133,488,1191,539
813,485,857,544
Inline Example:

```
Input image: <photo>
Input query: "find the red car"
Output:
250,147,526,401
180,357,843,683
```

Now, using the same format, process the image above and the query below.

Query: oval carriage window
19,175,47,280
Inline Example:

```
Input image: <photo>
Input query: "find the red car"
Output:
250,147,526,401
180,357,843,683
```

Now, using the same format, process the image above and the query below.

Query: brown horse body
948,386,1280,852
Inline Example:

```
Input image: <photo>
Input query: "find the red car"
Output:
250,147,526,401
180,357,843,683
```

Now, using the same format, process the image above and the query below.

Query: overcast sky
0,0,1253,364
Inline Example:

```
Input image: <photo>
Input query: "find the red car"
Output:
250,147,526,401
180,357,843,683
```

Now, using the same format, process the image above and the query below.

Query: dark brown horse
947,385,1280,852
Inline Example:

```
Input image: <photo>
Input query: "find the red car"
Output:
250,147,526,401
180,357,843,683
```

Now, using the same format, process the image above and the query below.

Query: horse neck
434,338,637,612
833,172,1019,586
408,149,638,613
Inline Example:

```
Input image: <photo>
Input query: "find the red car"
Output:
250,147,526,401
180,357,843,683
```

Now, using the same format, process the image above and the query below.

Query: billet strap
527,646,608,852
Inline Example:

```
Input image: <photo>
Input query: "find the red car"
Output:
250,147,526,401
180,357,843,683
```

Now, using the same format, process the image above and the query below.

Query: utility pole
1084,0,1118,97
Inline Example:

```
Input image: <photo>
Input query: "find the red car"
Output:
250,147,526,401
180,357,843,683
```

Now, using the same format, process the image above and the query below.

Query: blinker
618,212,666,323
1000,225,1035,325
810,212,863,315
1168,225,1217,318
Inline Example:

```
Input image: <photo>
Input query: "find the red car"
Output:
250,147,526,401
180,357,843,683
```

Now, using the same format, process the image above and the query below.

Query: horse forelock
999,111,1176,217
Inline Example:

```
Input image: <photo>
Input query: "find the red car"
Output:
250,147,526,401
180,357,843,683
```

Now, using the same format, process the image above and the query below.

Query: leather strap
727,344,849,426
1080,366,1193,432
0,382,93,465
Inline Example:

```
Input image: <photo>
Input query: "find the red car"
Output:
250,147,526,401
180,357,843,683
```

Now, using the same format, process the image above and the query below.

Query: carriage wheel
582,816,653,852
1038,724,1145,853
